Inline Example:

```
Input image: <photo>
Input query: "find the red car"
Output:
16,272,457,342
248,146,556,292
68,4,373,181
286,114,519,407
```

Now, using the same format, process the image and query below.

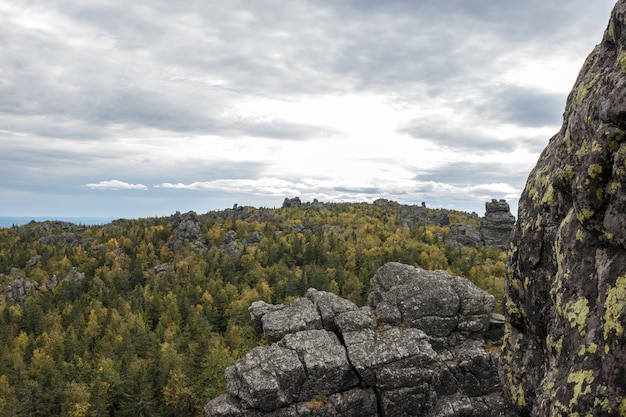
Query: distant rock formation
501,1,626,415
478,200,515,250
282,197,327,210
205,262,513,417
4,267,85,303
5,277,38,303
447,224,483,248
168,210,204,250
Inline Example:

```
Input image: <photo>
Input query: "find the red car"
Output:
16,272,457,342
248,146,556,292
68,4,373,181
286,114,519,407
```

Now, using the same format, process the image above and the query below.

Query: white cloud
156,178,301,196
85,180,148,191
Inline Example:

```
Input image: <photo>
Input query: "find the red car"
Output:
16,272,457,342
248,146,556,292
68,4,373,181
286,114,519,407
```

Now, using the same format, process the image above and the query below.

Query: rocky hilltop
501,1,626,415
205,262,512,417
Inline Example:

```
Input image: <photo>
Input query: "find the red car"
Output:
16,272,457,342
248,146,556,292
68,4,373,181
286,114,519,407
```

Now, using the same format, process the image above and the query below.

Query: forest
0,200,506,416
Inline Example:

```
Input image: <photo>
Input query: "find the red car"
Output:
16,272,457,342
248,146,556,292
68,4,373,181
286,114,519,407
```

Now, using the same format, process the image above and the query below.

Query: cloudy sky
0,0,617,219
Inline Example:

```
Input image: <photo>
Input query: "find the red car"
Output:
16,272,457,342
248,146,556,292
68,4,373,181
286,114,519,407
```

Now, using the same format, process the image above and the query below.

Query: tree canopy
0,201,505,416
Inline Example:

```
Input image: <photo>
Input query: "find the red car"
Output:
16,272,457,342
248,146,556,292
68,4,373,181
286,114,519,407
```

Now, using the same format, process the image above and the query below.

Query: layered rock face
205,262,513,417
501,1,626,415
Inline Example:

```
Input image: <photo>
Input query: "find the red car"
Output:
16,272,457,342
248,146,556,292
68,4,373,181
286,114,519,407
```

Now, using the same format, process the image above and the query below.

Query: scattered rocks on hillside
205,262,514,417
501,2,626,415
478,200,515,250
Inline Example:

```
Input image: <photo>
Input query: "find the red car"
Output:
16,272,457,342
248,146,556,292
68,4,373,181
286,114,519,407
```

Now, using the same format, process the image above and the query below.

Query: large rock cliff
205,262,512,417
501,1,626,415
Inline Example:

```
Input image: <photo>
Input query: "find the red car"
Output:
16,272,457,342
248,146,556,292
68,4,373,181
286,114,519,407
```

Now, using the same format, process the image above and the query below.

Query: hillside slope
0,200,507,416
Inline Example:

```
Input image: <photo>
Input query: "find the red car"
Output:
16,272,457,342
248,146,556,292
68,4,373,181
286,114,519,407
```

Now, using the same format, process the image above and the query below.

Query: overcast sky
0,0,617,220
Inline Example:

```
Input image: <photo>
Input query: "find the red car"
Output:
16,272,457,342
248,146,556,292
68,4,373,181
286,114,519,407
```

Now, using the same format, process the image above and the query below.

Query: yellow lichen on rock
564,297,590,336
603,274,626,340
567,370,594,408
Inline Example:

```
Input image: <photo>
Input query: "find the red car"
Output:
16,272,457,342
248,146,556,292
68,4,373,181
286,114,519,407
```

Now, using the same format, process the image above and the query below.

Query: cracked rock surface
205,263,513,417
501,1,626,415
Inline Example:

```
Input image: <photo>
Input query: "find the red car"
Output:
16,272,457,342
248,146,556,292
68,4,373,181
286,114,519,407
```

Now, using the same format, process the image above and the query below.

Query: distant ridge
0,217,117,229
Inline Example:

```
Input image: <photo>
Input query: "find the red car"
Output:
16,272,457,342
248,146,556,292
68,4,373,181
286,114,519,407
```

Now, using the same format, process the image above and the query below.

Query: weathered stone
222,230,237,245
154,263,169,275
501,2,626,415
38,232,80,247
204,387,378,417
219,330,359,414
479,199,515,249
368,263,494,338
26,255,41,267
4,278,34,303
63,267,85,284
447,224,483,248
206,261,509,417
248,300,285,333
278,330,360,400
306,288,358,332
261,298,323,344
337,309,436,388
44,275,58,292
245,231,263,246
225,344,305,411
282,197,302,208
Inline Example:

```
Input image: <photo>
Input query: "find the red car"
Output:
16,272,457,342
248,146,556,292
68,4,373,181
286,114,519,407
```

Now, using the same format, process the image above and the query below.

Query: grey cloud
416,162,532,186
478,86,565,128
2,0,613,141
402,120,517,153
334,186,380,195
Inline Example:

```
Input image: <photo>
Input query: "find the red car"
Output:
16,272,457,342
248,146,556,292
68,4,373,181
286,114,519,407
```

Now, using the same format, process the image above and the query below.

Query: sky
0,0,618,220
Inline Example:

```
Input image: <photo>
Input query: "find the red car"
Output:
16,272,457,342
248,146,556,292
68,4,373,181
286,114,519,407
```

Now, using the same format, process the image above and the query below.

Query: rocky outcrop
479,200,515,249
282,198,327,210
4,266,86,302
501,1,626,415
5,277,38,303
38,232,81,248
447,224,483,248
168,211,204,250
205,262,513,417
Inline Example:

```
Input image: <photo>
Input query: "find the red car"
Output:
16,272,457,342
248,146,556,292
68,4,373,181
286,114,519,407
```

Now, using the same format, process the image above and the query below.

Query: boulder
368,263,494,339
501,1,626,415
206,263,513,417
204,387,378,417
260,297,323,344
305,288,359,332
